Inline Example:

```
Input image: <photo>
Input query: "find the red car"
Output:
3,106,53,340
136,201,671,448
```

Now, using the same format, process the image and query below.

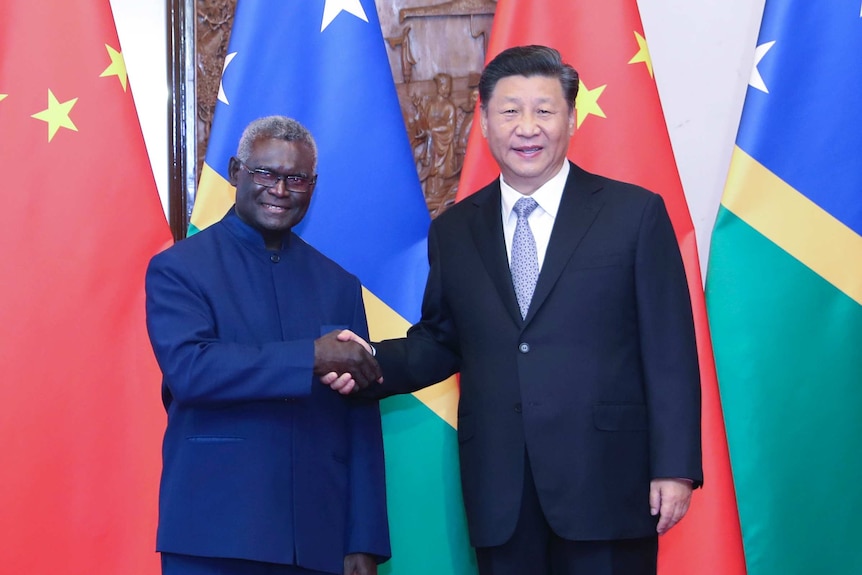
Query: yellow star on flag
100,44,128,91
628,31,654,78
0,94,7,102
575,79,606,128
32,89,78,142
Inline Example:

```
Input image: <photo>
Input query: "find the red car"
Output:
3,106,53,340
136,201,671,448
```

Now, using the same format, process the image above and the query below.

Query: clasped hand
314,330,381,395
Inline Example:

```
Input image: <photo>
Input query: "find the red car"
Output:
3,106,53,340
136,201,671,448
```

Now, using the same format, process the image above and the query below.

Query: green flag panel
707,207,862,575
380,394,478,575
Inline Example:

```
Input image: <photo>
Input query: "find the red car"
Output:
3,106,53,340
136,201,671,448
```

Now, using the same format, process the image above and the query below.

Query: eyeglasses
238,160,317,193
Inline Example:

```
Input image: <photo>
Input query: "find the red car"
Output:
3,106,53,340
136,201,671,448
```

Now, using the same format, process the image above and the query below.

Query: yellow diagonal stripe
722,146,862,305
192,163,237,231
363,287,459,429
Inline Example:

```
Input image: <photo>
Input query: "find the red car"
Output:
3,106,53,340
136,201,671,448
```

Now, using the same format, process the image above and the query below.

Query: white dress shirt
500,161,570,272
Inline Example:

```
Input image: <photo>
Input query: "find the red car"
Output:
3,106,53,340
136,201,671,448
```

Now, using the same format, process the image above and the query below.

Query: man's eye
286,175,306,184
255,171,277,183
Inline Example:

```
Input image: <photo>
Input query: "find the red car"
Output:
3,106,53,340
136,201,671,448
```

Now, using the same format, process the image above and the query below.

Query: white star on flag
217,52,237,105
321,0,368,32
749,40,775,93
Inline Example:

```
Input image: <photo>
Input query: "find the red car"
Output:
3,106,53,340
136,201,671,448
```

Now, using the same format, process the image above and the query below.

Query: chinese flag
458,2,747,574
0,1,171,574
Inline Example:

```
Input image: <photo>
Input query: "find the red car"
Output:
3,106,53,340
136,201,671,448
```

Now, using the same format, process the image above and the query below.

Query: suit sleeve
635,193,703,485
369,221,461,398
145,251,315,407
346,288,391,560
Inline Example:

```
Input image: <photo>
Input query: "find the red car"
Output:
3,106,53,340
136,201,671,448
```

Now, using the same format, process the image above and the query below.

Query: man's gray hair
236,116,318,170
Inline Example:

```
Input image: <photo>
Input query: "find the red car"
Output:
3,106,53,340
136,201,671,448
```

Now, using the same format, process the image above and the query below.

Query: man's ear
227,156,240,185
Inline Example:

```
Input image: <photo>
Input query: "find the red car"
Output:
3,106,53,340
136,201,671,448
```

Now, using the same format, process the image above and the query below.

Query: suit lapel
524,163,604,325
469,182,524,326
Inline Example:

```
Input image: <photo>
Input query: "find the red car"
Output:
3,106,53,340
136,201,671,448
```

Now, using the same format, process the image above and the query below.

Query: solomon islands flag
705,3,862,574
190,1,477,573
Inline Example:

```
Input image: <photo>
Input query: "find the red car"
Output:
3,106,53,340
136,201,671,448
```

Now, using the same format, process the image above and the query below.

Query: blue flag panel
205,0,430,321
735,3,862,234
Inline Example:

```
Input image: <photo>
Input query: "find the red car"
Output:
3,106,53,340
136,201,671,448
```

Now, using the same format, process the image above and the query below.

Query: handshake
313,329,380,394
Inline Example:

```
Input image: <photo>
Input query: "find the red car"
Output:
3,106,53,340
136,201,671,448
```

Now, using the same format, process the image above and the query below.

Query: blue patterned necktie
511,197,539,319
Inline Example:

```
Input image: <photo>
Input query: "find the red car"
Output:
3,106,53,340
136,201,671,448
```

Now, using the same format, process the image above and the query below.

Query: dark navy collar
221,207,294,251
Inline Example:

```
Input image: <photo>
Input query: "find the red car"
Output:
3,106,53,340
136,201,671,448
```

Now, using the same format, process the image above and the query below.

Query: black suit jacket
374,162,702,547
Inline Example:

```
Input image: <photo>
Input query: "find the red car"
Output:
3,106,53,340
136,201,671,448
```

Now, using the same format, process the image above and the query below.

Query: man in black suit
338,45,702,575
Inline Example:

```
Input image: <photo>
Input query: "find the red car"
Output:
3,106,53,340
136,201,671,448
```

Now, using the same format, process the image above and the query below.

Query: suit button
270,253,281,263
519,342,530,353
514,402,522,413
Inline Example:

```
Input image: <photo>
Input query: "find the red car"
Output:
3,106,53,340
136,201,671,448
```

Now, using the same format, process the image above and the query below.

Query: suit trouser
474,452,658,575
161,553,330,575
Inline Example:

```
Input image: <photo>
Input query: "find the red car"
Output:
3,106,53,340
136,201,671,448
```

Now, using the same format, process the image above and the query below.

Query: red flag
458,2,746,574
0,1,171,573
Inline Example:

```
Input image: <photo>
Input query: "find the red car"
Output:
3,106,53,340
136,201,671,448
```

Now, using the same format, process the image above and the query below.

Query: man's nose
268,178,291,197
515,112,540,136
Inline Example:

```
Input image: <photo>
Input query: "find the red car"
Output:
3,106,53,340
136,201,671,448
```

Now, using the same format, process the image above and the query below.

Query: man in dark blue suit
337,45,702,575
145,116,389,575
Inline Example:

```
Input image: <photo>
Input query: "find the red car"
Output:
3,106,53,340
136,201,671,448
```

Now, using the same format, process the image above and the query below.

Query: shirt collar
500,161,570,220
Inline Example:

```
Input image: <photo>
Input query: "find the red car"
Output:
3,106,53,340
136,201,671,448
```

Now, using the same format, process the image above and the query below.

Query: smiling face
229,137,316,249
480,74,575,195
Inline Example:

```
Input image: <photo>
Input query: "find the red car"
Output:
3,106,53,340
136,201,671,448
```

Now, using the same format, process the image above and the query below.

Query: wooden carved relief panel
195,0,237,186
172,0,497,236
379,0,496,216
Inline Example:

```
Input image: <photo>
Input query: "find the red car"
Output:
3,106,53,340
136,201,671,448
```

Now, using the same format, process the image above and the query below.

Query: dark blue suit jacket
145,209,390,574
372,162,702,547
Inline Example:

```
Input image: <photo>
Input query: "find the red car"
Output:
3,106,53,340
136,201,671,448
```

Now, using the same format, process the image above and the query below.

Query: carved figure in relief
420,73,460,204
456,72,481,160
